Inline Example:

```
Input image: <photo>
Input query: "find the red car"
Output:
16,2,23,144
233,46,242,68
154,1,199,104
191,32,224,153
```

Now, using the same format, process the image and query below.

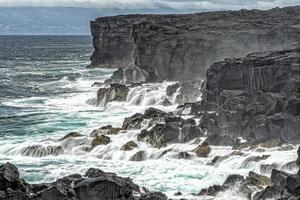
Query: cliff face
196,48,300,144
90,6,300,83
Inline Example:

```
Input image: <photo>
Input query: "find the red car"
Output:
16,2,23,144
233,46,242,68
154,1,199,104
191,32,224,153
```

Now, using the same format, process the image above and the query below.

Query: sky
0,0,299,10
0,0,299,35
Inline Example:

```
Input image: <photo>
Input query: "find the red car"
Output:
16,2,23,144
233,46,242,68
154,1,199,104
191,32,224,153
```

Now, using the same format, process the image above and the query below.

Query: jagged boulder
90,135,111,147
121,141,138,151
130,151,146,161
194,142,211,157
166,81,201,104
0,163,31,200
122,113,145,130
90,125,120,137
97,84,129,105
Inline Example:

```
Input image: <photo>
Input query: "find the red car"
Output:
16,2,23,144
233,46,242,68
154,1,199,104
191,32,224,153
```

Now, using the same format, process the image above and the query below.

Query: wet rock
97,84,129,105
144,107,167,119
252,185,283,200
166,81,201,104
90,135,111,147
177,152,191,159
260,163,280,174
259,138,283,148
21,145,64,157
130,151,146,161
90,125,120,137
198,185,226,196
223,174,245,187
137,129,149,141
140,192,168,200
0,162,20,184
0,163,31,200
194,142,211,157
84,168,105,178
144,117,202,148
74,174,139,200
174,191,182,196
91,82,103,87
281,161,297,172
40,185,77,200
245,171,271,188
241,155,270,168
207,155,230,166
59,132,83,141
121,141,138,151
122,113,144,130
199,48,300,144
271,169,290,189
158,149,172,158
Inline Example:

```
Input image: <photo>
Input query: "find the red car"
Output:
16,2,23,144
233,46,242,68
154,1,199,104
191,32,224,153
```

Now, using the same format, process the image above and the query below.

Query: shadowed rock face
89,6,300,82
197,48,300,144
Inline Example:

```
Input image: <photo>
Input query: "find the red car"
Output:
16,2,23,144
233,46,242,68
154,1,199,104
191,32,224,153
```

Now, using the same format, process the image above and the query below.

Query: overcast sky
0,0,299,10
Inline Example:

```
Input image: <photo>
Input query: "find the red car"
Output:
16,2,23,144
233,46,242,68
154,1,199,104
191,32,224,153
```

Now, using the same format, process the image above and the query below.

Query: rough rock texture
89,6,300,83
0,162,170,200
256,147,300,200
97,84,129,106
195,48,300,144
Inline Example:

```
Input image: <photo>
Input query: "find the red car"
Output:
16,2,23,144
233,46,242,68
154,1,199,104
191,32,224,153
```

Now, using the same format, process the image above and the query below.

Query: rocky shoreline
4,47,298,200
2,6,300,200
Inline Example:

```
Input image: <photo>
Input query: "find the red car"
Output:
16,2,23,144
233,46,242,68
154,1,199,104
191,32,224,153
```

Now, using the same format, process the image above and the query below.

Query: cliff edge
89,6,300,83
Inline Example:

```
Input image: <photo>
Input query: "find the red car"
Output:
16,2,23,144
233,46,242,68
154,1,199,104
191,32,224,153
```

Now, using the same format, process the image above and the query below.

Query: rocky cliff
89,6,300,83
182,48,300,144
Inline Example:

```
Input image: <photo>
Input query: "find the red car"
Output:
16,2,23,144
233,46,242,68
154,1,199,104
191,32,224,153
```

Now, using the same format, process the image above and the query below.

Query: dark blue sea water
0,35,114,137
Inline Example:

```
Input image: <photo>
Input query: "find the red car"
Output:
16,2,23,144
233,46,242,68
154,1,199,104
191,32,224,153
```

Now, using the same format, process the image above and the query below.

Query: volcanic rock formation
89,6,300,83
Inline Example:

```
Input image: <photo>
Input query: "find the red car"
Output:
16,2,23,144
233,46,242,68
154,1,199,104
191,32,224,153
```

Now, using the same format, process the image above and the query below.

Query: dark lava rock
90,7,300,82
121,141,138,151
130,151,146,161
252,185,283,200
244,171,271,187
198,185,226,196
141,117,203,148
97,84,129,106
198,48,300,144
90,125,120,137
222,174,245,187
166,81,202,104
122,113,145,130
194,142,211,157
40,185,77,200
139,192,168,200
90,135,111,147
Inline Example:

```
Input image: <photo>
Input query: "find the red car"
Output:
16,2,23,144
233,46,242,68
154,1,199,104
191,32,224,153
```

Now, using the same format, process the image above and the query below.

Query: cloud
0,0,299,10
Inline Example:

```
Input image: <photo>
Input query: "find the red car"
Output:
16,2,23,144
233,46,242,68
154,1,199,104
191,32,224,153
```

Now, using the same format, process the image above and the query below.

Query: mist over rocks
89,6,300,83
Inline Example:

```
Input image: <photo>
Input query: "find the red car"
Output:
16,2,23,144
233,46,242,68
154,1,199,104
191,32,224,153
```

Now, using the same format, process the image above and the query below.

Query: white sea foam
0,68,298,200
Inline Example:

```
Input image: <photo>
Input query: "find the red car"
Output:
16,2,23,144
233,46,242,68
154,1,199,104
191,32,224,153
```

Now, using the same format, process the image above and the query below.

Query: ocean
0,35,297,199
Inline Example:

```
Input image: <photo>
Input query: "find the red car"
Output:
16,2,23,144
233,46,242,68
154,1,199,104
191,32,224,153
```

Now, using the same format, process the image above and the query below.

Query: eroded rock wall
90,6,300,82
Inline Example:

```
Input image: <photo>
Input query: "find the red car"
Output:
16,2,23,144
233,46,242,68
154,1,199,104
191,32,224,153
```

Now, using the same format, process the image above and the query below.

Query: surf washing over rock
0,6,300,200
